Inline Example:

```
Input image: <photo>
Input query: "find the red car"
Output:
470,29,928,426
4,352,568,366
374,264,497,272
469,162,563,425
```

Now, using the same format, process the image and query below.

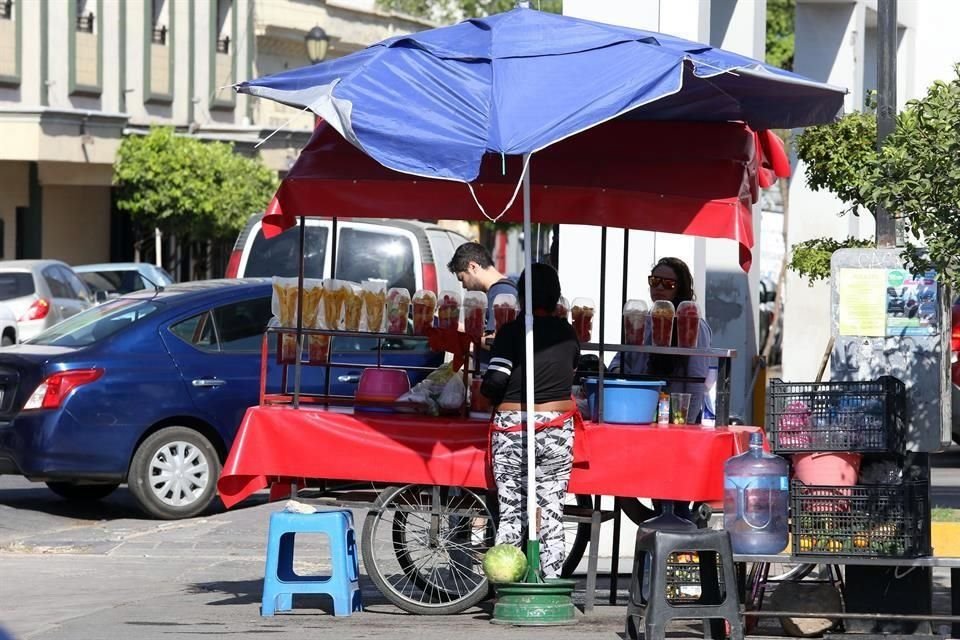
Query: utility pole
875,0,897,247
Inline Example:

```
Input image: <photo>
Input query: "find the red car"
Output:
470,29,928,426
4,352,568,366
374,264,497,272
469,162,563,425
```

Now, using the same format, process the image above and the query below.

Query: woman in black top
481,263,580,579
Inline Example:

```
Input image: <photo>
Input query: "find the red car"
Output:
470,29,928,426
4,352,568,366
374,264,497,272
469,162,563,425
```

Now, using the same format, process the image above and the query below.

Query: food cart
217,7,846,617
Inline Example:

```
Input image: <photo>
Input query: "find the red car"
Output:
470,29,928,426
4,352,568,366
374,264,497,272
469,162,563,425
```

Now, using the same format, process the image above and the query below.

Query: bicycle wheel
561,493,593,577
362,484,494,615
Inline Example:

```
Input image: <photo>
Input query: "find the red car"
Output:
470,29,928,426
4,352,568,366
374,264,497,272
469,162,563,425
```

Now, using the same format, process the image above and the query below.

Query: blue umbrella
237,7,845,585
237,7,844,183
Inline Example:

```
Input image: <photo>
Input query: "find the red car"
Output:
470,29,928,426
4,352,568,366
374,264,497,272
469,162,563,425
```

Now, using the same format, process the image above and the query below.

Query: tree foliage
113,127,278,242
376,0,560,24
791,65,960,288
765,0,795,71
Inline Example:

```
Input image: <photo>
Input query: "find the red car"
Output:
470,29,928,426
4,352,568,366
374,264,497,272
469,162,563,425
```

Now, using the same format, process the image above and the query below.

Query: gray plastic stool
625,527,743,640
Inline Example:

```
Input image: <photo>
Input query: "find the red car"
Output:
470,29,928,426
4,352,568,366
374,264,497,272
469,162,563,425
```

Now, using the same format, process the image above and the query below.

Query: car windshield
27,298,160,347
80,270,147,294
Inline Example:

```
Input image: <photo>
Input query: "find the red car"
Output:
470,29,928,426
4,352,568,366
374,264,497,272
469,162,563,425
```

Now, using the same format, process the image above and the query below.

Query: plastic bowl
356,369,411,404
582,378,666,424
792,451,862,486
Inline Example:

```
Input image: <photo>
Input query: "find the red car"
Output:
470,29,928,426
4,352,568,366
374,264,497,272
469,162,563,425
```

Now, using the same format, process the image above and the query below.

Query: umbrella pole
492,154,576,626
521,153,539,582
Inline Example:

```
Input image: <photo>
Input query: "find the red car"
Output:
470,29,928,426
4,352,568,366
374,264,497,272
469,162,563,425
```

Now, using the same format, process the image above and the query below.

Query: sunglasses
648,275,678,290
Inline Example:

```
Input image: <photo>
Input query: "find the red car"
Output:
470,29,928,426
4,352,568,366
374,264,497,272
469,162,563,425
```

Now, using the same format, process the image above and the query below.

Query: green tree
791,65,960,288
376,0,561,23
765,0,795,70
113,127,278,243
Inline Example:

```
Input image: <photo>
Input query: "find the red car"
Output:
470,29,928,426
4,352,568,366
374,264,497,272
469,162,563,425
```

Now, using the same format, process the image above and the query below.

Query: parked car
0,304,17,346
75,262,174,301
226,214,469,295
0,279,442,519
0,260,94,342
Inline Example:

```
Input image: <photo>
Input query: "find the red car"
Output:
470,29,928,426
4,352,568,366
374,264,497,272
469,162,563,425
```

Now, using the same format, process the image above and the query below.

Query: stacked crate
765,377,930,558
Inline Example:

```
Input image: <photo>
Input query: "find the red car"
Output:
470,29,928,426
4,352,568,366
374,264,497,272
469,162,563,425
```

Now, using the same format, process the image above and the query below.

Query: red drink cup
464,305,485,341
676,301,700,348
624,311,647,345
494,304,518,330
651,300,675,347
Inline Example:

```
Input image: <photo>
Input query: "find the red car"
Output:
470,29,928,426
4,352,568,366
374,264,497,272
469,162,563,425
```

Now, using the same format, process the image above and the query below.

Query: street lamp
305,26,330,64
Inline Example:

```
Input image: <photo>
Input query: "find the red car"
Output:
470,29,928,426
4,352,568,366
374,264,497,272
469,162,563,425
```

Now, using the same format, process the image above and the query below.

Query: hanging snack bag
493,292,519,331
362,279,388,333
272,277,324,364
386,287,411,334
412,289,438,335
437,290,462,330
623,299,649,345
343,282,364,332
571,297,595,343
322,279,347,330
463,291,487,341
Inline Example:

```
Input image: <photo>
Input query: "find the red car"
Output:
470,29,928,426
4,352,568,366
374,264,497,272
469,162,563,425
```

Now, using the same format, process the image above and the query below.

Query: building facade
0,0,428,274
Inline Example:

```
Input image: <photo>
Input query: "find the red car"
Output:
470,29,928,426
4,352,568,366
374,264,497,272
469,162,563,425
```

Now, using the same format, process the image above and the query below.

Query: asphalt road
0,446,958,639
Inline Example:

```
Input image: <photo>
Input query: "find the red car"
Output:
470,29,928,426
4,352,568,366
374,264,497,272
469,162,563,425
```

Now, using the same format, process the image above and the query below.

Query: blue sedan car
0,279,441,519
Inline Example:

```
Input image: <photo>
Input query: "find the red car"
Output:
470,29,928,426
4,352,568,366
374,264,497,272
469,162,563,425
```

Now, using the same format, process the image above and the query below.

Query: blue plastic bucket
582,378,666,424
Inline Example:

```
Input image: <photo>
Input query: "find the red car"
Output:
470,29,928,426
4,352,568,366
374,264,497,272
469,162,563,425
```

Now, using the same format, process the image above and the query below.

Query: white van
226,214,469,296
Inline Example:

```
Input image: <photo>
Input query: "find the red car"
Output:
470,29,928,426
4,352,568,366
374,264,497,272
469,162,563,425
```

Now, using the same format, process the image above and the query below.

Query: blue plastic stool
261,509,362,616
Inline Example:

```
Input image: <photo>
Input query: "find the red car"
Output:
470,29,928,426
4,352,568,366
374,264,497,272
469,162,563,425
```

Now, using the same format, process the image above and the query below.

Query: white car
0,302,16,346
0,260,94,342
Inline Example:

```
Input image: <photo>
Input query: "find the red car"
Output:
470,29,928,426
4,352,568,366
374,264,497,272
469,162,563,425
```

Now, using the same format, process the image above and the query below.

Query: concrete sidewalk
0,496,954,640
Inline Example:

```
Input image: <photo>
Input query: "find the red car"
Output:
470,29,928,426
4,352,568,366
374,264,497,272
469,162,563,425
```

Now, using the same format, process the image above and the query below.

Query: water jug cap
749,432,763,447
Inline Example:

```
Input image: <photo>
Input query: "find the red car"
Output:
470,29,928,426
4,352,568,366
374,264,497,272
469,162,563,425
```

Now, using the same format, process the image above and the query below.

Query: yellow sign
838,268,886,336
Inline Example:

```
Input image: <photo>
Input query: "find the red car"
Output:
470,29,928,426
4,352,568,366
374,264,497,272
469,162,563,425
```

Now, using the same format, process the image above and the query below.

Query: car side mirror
94,291,108,304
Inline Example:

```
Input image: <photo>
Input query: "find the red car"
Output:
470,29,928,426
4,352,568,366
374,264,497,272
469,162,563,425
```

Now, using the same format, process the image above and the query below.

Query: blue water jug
723,432,789,554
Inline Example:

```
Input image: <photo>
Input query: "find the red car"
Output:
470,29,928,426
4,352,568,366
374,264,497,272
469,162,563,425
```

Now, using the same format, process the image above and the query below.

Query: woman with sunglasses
609,257,713,421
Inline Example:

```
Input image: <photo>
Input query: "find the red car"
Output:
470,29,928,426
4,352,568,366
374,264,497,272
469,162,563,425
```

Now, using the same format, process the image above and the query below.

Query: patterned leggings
491,410,574,579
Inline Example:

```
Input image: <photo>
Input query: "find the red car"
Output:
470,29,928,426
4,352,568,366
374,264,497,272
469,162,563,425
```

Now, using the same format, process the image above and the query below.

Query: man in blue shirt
448,242,516,330
447,242,516,366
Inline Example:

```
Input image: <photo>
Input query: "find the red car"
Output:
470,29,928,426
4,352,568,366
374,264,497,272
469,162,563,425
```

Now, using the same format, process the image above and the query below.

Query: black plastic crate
790,480,930,558
766,377,905,453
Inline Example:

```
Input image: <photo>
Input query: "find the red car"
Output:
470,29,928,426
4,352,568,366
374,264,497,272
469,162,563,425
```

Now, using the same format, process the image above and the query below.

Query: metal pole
521,154,538,560
876,0,897,248
597,228,607,422
293,216,306,408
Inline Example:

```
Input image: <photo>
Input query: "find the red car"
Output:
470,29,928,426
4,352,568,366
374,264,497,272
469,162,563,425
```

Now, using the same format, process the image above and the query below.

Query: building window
145,0,173,102
0,0,18,86
75,0,95,33
211,0,236,109
70,0,101,95
151,0,167,45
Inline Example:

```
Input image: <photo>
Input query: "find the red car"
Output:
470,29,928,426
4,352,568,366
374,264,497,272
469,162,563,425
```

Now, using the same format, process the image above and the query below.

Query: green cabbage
482,544,528,583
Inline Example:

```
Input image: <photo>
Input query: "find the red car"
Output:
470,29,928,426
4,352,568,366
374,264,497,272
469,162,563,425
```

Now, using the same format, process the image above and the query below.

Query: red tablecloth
218,405,759,508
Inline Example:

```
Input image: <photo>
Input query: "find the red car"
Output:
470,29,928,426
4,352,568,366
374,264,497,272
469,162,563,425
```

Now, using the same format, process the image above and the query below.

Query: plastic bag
362,279,388,332
438,373,466,411
397,363,457,414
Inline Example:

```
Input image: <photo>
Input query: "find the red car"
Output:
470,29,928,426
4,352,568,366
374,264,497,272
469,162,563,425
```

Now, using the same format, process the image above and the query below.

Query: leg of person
535,414,575,579
491,411,526,547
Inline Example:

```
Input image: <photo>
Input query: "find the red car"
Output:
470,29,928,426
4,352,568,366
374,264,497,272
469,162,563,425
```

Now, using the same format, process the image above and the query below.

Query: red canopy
263,120,790,271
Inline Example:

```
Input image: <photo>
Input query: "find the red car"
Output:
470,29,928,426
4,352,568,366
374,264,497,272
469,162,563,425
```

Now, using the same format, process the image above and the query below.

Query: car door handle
337,374,361,384
192,378,227,388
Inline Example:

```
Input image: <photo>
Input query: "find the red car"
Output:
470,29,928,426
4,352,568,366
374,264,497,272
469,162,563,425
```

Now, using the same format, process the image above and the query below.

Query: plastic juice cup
571,298,595,343
464,304,486,341
676,301,700,348
651,300,675,347
670,392,692,425
307,334,331,364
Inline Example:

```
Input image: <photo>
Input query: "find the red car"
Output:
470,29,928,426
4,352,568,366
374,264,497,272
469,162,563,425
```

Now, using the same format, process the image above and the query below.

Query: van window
244,224,328,279
336,227,416,293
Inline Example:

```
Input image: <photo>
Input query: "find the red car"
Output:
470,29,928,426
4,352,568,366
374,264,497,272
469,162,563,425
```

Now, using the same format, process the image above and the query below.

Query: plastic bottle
723,432,789,554
656,392,670,426
701,365,718,427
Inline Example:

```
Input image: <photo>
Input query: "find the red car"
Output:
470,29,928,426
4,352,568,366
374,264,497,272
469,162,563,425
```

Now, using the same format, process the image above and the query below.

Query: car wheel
46,481,119,501
128,426,221,520
1,333,14,347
